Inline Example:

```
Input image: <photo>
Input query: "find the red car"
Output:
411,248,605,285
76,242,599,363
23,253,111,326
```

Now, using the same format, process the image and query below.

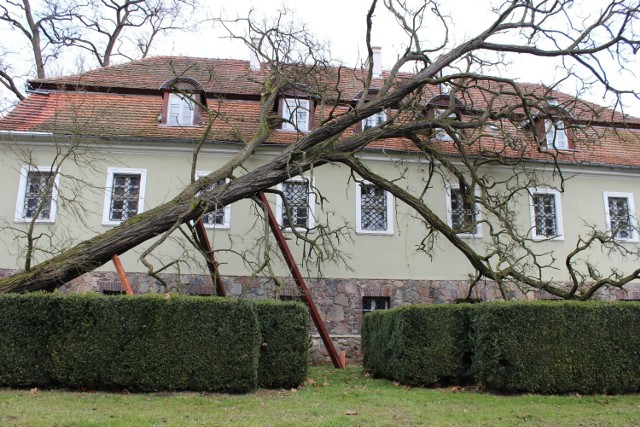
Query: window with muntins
195,172,231,229
530,189,563,239
109,174,141,221
356,182,394,235
605,193,636,240
362,296,390,315
362,110,386,130
15,166,58,222
168,93,195,126
276,177,316,230
448,187,481,237
451,188,477,234
103,168,146,225
545,119,569,150
281,98,310,132
282,180,310,228
434,108,457,141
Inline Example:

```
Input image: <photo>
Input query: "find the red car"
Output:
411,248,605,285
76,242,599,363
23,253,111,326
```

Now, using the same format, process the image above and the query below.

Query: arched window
159,78,205,127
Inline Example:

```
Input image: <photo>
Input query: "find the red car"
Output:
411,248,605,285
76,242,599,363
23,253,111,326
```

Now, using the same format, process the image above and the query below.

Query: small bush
254,300,310,388
471,301,640,394
363,304,473,386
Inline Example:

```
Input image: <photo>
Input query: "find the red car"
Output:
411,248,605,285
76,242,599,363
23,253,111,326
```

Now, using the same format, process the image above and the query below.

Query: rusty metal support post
111,254,135,296
193,220,226,297
257,191,344,369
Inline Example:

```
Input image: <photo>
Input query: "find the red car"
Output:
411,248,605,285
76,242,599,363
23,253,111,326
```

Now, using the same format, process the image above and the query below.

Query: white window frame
545,119,569,150
102,167,147,226
195,171,231,230
603,192,638,242
167,93,195,126
434,108,456,141
445,183,482,238
281,98,310,132
362,110,387,131
528,188,564,241
355,180,394,235
14,165,60,223
276,176,316,231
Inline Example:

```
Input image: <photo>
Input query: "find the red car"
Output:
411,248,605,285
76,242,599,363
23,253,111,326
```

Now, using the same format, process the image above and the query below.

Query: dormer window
362,110,387,130
168,93,195,126
281,98,310,132
426,94,464,142
545,119,569,150
434,108,458,141
160,78,205,127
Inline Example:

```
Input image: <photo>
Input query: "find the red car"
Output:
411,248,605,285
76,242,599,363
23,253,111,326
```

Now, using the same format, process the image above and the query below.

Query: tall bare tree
0,0,197,111
0,0,639,299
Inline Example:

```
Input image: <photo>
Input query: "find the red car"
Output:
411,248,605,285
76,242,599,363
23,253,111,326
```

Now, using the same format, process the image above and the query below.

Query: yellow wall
2,134,640,283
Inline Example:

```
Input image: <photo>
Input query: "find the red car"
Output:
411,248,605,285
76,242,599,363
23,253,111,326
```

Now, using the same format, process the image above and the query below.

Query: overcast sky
1,0,639,116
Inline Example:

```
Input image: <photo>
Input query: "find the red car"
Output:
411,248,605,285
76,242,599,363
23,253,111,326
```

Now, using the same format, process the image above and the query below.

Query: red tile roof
2,56,640,169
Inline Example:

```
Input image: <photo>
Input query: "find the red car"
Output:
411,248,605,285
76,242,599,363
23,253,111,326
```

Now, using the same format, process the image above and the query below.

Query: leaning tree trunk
0,47,463,293
0,152,323,293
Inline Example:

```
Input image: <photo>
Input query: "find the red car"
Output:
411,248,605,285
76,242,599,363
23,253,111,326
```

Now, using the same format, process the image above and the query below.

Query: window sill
278,128,310,134
202,224,230,230
455,233,483,239
531,235,565,241
541,146,576,152
14,218,55,224
159,124,202,128
356,229,394,236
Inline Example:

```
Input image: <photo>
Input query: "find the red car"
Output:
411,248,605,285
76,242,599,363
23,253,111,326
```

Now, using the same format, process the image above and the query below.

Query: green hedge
254,300,310,388
0,293,56,387
472,301,640,394
0,293,309,392
362,304,473,386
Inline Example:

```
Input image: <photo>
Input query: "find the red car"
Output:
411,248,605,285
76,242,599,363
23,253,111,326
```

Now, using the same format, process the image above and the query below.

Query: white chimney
249,37,261,71
372,46,382,78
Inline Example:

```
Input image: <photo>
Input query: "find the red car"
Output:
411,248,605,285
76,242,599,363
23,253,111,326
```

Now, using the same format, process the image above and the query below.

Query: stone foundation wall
2,268,640,364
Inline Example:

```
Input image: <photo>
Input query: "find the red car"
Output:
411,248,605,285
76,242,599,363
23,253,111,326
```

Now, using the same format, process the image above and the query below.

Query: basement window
362,296,390,315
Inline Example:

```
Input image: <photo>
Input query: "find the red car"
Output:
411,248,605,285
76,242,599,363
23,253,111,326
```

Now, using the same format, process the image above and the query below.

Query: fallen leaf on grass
346,410,358,416
322,382,330,387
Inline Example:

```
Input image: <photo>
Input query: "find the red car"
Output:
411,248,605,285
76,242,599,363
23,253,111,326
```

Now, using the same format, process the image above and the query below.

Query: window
281,98,310,132
14,165,59,223
276,177,316,230
362,110,386,130
355,182,394,235
195,172,231,229
102,168,147,226
362,296,390,315
604,192,637,241
167,93,195,126
434,108,457,141
529,189,564,240
545,119,569,150
446,185,482,237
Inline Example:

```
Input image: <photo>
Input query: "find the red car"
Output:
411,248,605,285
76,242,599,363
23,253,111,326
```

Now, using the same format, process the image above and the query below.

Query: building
1,54,640,361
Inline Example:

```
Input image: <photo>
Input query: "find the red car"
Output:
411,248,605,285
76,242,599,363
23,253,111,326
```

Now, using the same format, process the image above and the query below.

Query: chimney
372,46,382,78
249,37,261,71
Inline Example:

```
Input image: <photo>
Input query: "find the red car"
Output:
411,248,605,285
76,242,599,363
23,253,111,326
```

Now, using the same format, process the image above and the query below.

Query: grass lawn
0,366,639,426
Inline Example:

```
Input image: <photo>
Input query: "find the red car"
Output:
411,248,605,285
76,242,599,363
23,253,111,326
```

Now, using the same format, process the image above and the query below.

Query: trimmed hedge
363,301,640,394
0,293,309,392
362,304,473,386
255,300,310,388
472,301,640,394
